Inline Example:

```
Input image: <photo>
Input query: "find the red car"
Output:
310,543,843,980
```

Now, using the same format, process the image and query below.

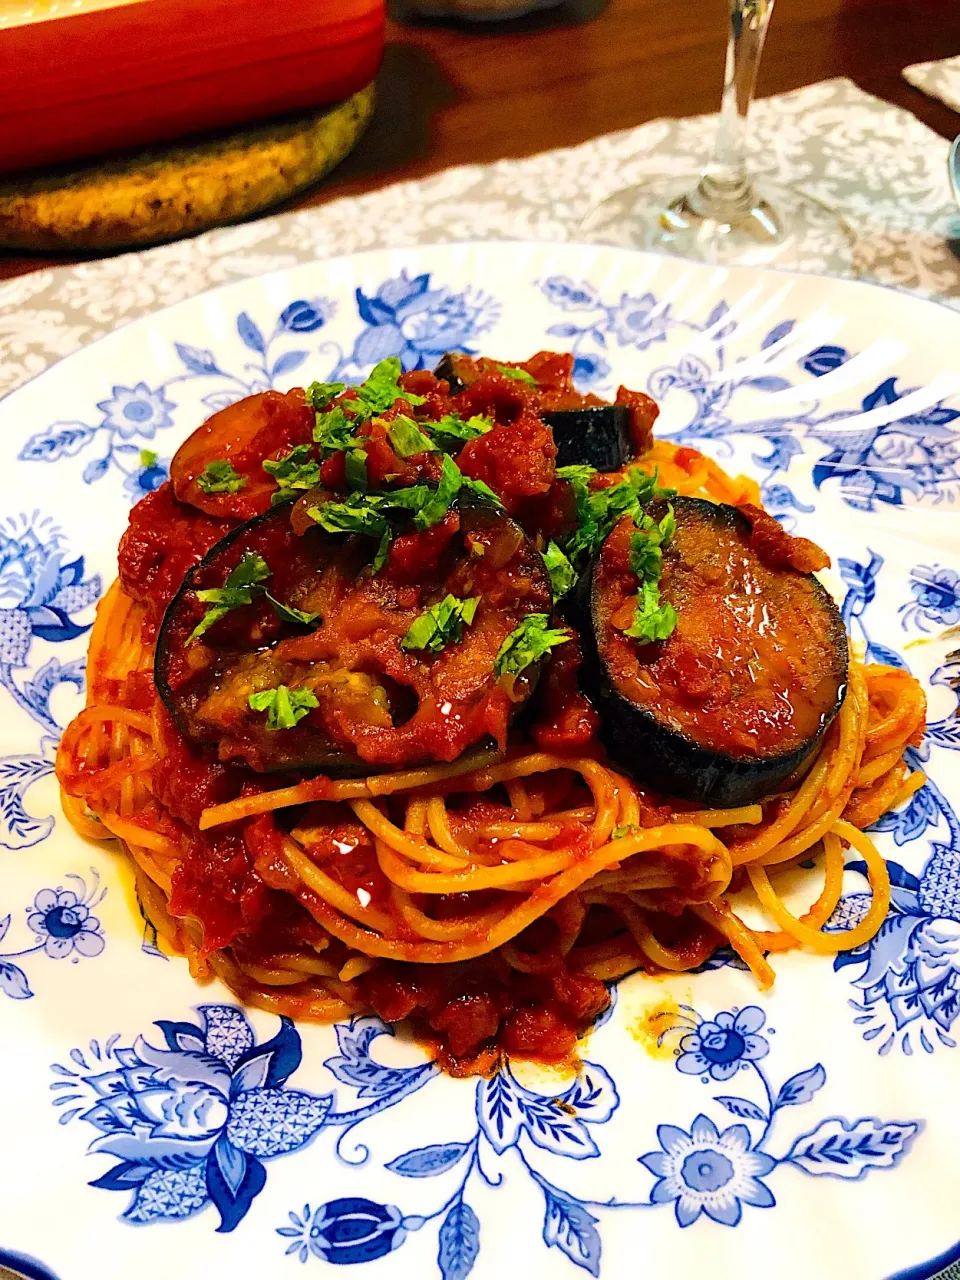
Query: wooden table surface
2,0,959,282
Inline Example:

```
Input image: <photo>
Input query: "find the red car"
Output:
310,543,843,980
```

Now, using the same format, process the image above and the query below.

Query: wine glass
580,0,855,271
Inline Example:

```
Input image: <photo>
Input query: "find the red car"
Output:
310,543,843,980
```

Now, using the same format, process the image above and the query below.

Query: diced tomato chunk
458,414,557,513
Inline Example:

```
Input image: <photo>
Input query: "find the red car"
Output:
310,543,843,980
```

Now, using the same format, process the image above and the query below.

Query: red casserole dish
0,0,385,175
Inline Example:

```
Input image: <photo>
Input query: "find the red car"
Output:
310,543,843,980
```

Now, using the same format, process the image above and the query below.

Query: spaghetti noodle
56,352,927,1074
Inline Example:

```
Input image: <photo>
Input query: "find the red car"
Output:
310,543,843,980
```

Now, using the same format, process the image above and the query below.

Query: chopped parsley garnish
305,380,346,411
313,407,360,454
411,454,460,529
189,552,270,643
628,506,674,581
263,444,322,504
555,464,605,567
345,448,369,492
189,554,318,640
495,364,537,385
387,416,438,458
197,458,246,495
555,464,596,488
265,593,320,628
623,504,678,644
307,454,500,563
401,594,480,655
628,533,664,581
543,541,576,601
310,361,427,451
557,464,676,569
625,580,678,643
309,494,391,538
494,614,570,678
248,684,319,731
352,357,425,420
426,413,493,452
612,824,638,840
459,475,504,509
378,483,435,517
372,529,391,573
140,449,159,469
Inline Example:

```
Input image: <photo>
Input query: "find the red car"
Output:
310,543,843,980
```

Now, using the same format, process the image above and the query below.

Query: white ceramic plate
1,242,959,1280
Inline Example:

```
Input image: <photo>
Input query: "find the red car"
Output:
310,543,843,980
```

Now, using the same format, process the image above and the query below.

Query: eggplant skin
154,505,375,778
579,635,841,807
154,504,269,732
541,406,631,472
574,500,849,808
432,352,471,394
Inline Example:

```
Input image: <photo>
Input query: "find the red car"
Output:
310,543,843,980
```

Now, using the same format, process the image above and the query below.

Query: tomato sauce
118,486,232,635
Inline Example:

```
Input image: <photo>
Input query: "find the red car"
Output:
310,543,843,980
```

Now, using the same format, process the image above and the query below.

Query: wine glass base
580,175,855,274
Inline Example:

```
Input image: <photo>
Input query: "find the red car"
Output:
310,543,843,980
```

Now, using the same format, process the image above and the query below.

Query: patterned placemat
904,55,960,114
0,77,958,1280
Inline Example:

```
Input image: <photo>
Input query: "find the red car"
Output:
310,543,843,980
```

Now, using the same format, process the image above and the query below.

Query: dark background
3,0,959,280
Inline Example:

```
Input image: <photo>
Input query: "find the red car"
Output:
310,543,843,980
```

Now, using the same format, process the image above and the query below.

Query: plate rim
1,237,959,1280
4,237,960,415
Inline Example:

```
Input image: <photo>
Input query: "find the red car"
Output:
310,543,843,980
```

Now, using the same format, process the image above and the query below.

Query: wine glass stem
695,0,775,218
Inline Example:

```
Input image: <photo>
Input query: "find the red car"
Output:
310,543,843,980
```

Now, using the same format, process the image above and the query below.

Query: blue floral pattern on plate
18,268,960,524
54,998,919,1277
641,1114,776,1227
349,271,498,374
825,554,960,1056
539,276,960,517
0,871,105,1000
0,513,99,849
274,1002,917,1274
900,566,960,632
53,1009,436,1230
674,1007,769,1081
